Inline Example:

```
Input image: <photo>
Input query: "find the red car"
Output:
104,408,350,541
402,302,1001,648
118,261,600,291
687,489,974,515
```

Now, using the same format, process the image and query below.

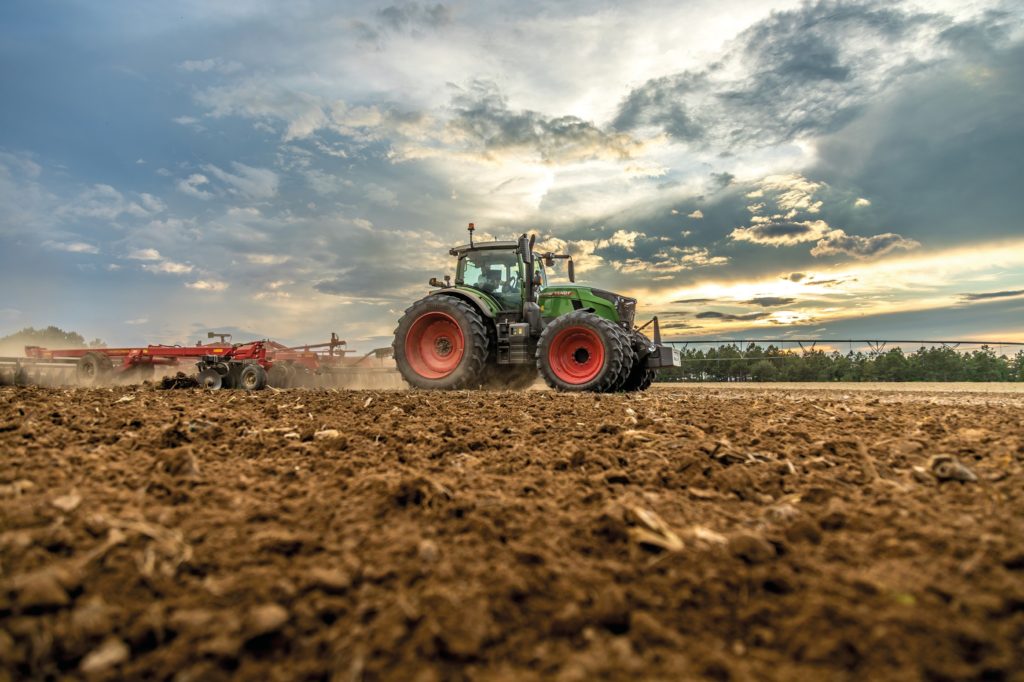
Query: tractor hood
539,285,637,327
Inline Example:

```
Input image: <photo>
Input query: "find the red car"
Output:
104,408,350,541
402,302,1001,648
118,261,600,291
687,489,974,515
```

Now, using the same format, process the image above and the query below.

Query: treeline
0,326,105,356
660,344,1024,382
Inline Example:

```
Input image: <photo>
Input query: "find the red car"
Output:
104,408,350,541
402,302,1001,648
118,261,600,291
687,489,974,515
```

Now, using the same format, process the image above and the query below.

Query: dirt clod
15,572,70,610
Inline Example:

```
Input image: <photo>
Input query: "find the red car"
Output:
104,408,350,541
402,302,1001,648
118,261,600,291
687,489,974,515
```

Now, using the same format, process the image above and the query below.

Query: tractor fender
430,289,497,319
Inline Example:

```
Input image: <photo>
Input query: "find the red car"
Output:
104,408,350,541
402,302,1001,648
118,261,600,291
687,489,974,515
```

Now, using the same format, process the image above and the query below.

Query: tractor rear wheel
537,311,629,392
394,296,489,389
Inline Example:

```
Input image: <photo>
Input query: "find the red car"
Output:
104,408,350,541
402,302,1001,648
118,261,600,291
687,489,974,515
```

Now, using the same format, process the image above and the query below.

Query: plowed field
2,385,1023,681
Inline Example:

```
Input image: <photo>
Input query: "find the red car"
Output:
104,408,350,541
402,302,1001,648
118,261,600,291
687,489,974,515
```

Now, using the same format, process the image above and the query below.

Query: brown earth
1,384,1023,681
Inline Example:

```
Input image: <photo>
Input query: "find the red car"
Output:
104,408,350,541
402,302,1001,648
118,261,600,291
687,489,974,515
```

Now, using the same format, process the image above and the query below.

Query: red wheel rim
548,326,605,384
404,312,465,379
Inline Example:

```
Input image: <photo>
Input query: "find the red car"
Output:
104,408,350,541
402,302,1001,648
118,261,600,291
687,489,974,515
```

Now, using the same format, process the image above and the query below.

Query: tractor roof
448,240,519,256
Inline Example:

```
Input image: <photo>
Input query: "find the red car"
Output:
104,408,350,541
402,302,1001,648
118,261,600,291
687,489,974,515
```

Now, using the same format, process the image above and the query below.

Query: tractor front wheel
537,311,629,392
393,296,489,389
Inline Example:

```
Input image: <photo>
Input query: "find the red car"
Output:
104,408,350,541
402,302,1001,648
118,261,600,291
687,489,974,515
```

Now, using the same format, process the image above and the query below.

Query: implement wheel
197,368,223,390
537,311,629,392
393,296,488,389
239,364,268,391
76,352,113,386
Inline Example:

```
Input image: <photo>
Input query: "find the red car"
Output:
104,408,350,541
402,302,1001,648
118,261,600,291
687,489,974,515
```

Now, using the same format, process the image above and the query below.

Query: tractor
393,224,681,391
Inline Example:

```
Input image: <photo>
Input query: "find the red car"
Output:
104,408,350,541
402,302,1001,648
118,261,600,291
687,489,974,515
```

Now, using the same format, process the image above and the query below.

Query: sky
1,0,1022,351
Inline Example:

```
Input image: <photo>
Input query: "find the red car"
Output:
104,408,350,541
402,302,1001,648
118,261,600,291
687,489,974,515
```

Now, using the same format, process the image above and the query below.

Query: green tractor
393,223,681,392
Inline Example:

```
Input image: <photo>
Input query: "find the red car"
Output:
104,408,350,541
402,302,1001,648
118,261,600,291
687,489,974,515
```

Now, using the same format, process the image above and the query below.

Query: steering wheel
507,274,519,292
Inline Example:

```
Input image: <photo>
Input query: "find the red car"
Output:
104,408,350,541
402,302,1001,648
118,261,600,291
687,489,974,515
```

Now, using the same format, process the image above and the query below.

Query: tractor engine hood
539,285,637,328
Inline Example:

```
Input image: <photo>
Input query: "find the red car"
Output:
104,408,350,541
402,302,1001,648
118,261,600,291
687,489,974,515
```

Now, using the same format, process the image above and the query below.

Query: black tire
197,368,224,390
607,325,638,392
76,352,113,386
239,364,268,391
536,311,629,392
620,331,656,392
393,296,489,390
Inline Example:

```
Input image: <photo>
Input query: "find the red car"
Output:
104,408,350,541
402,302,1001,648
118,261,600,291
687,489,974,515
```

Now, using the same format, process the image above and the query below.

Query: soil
1,384,1023,681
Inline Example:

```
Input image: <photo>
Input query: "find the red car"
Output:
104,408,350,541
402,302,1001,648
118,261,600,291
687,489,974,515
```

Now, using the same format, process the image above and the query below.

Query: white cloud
854,197,872,207
43,240,99,254
60,184,156,221
124,317,149,325
687,209,703,219
177,173,213,199
202,162,279,199
143,261,193,274
187,279,229,291
127,248,162,261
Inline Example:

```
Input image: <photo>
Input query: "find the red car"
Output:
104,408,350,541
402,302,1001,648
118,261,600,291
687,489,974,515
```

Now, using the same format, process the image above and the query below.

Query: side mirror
568,259,575,283
544,255,554,267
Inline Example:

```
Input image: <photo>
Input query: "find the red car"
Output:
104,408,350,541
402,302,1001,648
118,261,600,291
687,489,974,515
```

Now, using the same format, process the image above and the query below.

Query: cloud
731,219,832,246
810,229,920,259
178,58,243,74
202,162,279,199
444,80,641,164
615,246,728,274
124,317,149,325
59,184,160,221
854,197,871,207
187,279,229,291
143,261,193,275
611,2,998,150
177,174,213,199
744,296,796,307
695,311,770,321
376,3,452,32
672,298,713,304
687,209,703,219
785,272,806,282
43,240,99,254
246,253,290,265
959,289,1024,302
127,248,162,261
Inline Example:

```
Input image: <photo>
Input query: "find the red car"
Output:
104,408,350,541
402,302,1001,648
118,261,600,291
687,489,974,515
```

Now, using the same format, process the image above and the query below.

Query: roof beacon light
467,222,475,247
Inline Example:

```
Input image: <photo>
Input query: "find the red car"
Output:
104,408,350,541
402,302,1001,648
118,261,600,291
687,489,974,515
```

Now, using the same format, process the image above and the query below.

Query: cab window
458,250,522,309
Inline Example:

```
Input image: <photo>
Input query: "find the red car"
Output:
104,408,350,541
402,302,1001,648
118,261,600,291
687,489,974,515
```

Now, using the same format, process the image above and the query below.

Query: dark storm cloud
610,1,1012,149
695,311,770,321
744,297,796,307
959,289,1024,302
450,81,638,163
786,273,807,282
809,40,1024,247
